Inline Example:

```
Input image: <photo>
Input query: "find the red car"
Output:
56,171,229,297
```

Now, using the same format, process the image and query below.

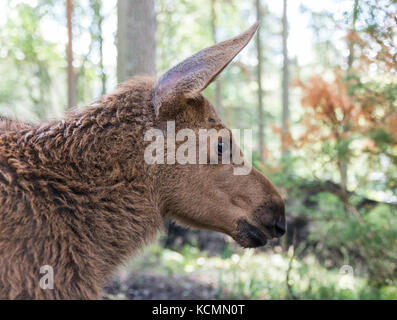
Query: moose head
148,22,286,248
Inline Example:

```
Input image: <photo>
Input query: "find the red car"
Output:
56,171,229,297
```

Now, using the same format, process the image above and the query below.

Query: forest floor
103,271,228,300
100,242,392,300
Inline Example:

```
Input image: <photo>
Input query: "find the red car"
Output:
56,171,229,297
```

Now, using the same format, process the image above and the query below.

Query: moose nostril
275,220,286,238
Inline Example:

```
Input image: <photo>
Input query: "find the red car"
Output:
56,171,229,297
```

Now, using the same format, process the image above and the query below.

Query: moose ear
153,22,259,118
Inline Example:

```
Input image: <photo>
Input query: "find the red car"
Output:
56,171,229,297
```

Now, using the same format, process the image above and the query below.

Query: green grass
120,243,397,300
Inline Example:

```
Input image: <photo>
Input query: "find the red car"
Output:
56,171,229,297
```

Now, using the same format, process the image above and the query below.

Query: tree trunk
210,0,223,119
340,0,359,192
280,0,290,251
117,0,156,82
336,0,360,222
90,0,107,95
281,0,289,155
256,0,265,162
66,0,76,108
347,0,359,70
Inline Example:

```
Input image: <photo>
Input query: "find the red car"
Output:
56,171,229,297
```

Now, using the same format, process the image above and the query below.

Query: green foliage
259,153,397,289
124,242,397,299
0,1,64,120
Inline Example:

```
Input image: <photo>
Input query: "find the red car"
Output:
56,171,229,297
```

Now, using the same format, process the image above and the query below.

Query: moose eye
217,141,227,155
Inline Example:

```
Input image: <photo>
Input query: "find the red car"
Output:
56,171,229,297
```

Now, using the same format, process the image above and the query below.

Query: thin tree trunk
210,0,223,119
117,0,156,82
66,0,76,108
337,0,360,222
98,14,106,95
340,0,359,192
256,0,265,162
347,0,359,70
281,0,289,155
91,0,106,95
280,0,290,251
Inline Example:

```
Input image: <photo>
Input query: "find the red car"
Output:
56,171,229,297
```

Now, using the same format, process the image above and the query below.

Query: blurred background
0,0,396,299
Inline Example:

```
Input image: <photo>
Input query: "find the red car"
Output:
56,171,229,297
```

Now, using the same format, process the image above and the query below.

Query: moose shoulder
0,23,285,300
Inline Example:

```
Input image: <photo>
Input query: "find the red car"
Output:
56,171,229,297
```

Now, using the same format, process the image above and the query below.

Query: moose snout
256,195,286,239
265,216,286,238
275,217,286,237
235,195,286,248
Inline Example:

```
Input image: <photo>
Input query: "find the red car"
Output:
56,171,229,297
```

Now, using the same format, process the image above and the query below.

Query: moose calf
0,23,285,299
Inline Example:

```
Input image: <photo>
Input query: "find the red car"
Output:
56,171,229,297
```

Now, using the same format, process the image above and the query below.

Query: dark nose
275,218,286,238
268,195,286,238
254,194,286,239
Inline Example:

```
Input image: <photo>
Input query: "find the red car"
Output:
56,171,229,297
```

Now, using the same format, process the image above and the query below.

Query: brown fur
0,116,32,132
0,23,285,299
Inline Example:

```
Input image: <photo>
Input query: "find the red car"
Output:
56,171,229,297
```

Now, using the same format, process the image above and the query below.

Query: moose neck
8,77,163,285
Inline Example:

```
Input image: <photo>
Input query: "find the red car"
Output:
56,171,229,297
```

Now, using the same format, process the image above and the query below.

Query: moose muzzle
236,194,286,248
